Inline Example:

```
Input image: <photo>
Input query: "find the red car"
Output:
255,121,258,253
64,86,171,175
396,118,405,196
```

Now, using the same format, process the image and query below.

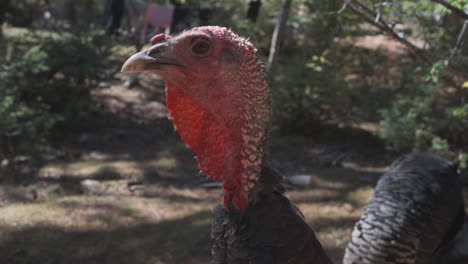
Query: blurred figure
0,0,11,25
139,3,174,43
199,5,215,26
39,0,52,28
247,0,261,22
124,0,147,40
64,0,77,25
170,1,190,33
105,0,125,35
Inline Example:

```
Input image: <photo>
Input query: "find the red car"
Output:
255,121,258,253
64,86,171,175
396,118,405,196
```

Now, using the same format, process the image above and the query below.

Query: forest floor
1,38,467,264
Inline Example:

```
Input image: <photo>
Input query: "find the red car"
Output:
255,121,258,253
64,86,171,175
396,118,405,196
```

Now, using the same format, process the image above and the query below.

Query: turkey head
121,26,271,212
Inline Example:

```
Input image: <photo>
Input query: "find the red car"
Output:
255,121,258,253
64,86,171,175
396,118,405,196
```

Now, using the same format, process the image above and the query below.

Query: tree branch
338,0,468,84
431,0,468,21
343,1,428,60
448,20,468,63
267,0,293,74
337,0,353,14
374,0,383,23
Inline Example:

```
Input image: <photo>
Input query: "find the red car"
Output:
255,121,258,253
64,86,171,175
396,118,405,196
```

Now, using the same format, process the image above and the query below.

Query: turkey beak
121,42,184,72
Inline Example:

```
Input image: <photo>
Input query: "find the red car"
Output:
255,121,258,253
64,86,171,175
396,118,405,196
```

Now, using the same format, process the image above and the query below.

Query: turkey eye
190,38,211,57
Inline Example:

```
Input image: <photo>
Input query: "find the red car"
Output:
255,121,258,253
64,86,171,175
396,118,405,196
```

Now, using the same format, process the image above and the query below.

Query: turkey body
434,218,468,264
211,166,333,264
343,153,465,264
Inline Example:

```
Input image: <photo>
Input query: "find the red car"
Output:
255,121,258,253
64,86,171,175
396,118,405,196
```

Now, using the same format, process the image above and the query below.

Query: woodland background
0,1,467,263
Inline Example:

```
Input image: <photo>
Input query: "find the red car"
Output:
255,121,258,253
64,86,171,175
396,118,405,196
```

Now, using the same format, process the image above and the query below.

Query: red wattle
166,87,247,211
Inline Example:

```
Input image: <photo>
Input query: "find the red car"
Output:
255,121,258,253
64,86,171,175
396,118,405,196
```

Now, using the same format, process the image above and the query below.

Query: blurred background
0,0,467,263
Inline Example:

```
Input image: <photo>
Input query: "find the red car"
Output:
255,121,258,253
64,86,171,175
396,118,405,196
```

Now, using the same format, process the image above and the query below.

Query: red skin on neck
165,78,247,211
155,27,270,212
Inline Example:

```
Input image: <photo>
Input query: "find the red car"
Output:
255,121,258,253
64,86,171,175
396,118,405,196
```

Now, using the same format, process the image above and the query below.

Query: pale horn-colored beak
121,42,184,73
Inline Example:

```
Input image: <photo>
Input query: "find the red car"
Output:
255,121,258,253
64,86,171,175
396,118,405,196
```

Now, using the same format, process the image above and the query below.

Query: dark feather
344,153,465,264
210,166,333,264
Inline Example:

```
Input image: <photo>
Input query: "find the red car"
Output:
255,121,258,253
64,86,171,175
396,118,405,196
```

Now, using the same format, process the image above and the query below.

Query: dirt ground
1,48,467,264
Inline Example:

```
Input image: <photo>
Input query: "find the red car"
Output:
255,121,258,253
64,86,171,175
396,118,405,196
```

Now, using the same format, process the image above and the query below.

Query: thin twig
448,20,468,63
431,0,468,20
337,0,353,14
338,0,468,84
350,0,376,17
267,0,293,74
345,1,427,59
374,0,383,23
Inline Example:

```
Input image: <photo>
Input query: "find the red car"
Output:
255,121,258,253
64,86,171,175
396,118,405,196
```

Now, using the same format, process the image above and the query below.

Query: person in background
0,0,11,25
247,0,261,22
105,0,125,35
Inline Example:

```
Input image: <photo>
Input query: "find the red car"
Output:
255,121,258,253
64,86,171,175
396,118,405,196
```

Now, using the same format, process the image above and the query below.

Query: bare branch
343,1,428,59
338,0,468,84
337,0,353,14
374,0,383,23
431,0,468,21
267,0,293,73
448,20,468,63
350,0,377,17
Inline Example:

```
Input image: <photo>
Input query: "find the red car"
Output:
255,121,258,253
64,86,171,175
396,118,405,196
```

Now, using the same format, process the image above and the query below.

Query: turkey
121,26,333,263
343,152,465,264
434,217,468,264
210,166,333,264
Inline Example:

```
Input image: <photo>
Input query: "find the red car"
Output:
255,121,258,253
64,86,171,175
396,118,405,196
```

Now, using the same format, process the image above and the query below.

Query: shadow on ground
0,210,212,264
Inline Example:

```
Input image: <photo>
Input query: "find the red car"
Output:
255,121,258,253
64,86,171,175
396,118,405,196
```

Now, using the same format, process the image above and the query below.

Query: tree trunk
64,0,77,25
267,0,292,74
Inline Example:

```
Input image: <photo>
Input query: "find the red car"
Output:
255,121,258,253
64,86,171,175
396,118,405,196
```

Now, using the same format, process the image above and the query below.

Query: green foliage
0,95,61,152
379,84,438,151
440,0,468,11
306,52,329,72
452,104,468,118
268,0,467,163
272,49,352,130
425,60,448,83
378,66,467,156
269,0,355,129
459,152,468,169
0,31,112,155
